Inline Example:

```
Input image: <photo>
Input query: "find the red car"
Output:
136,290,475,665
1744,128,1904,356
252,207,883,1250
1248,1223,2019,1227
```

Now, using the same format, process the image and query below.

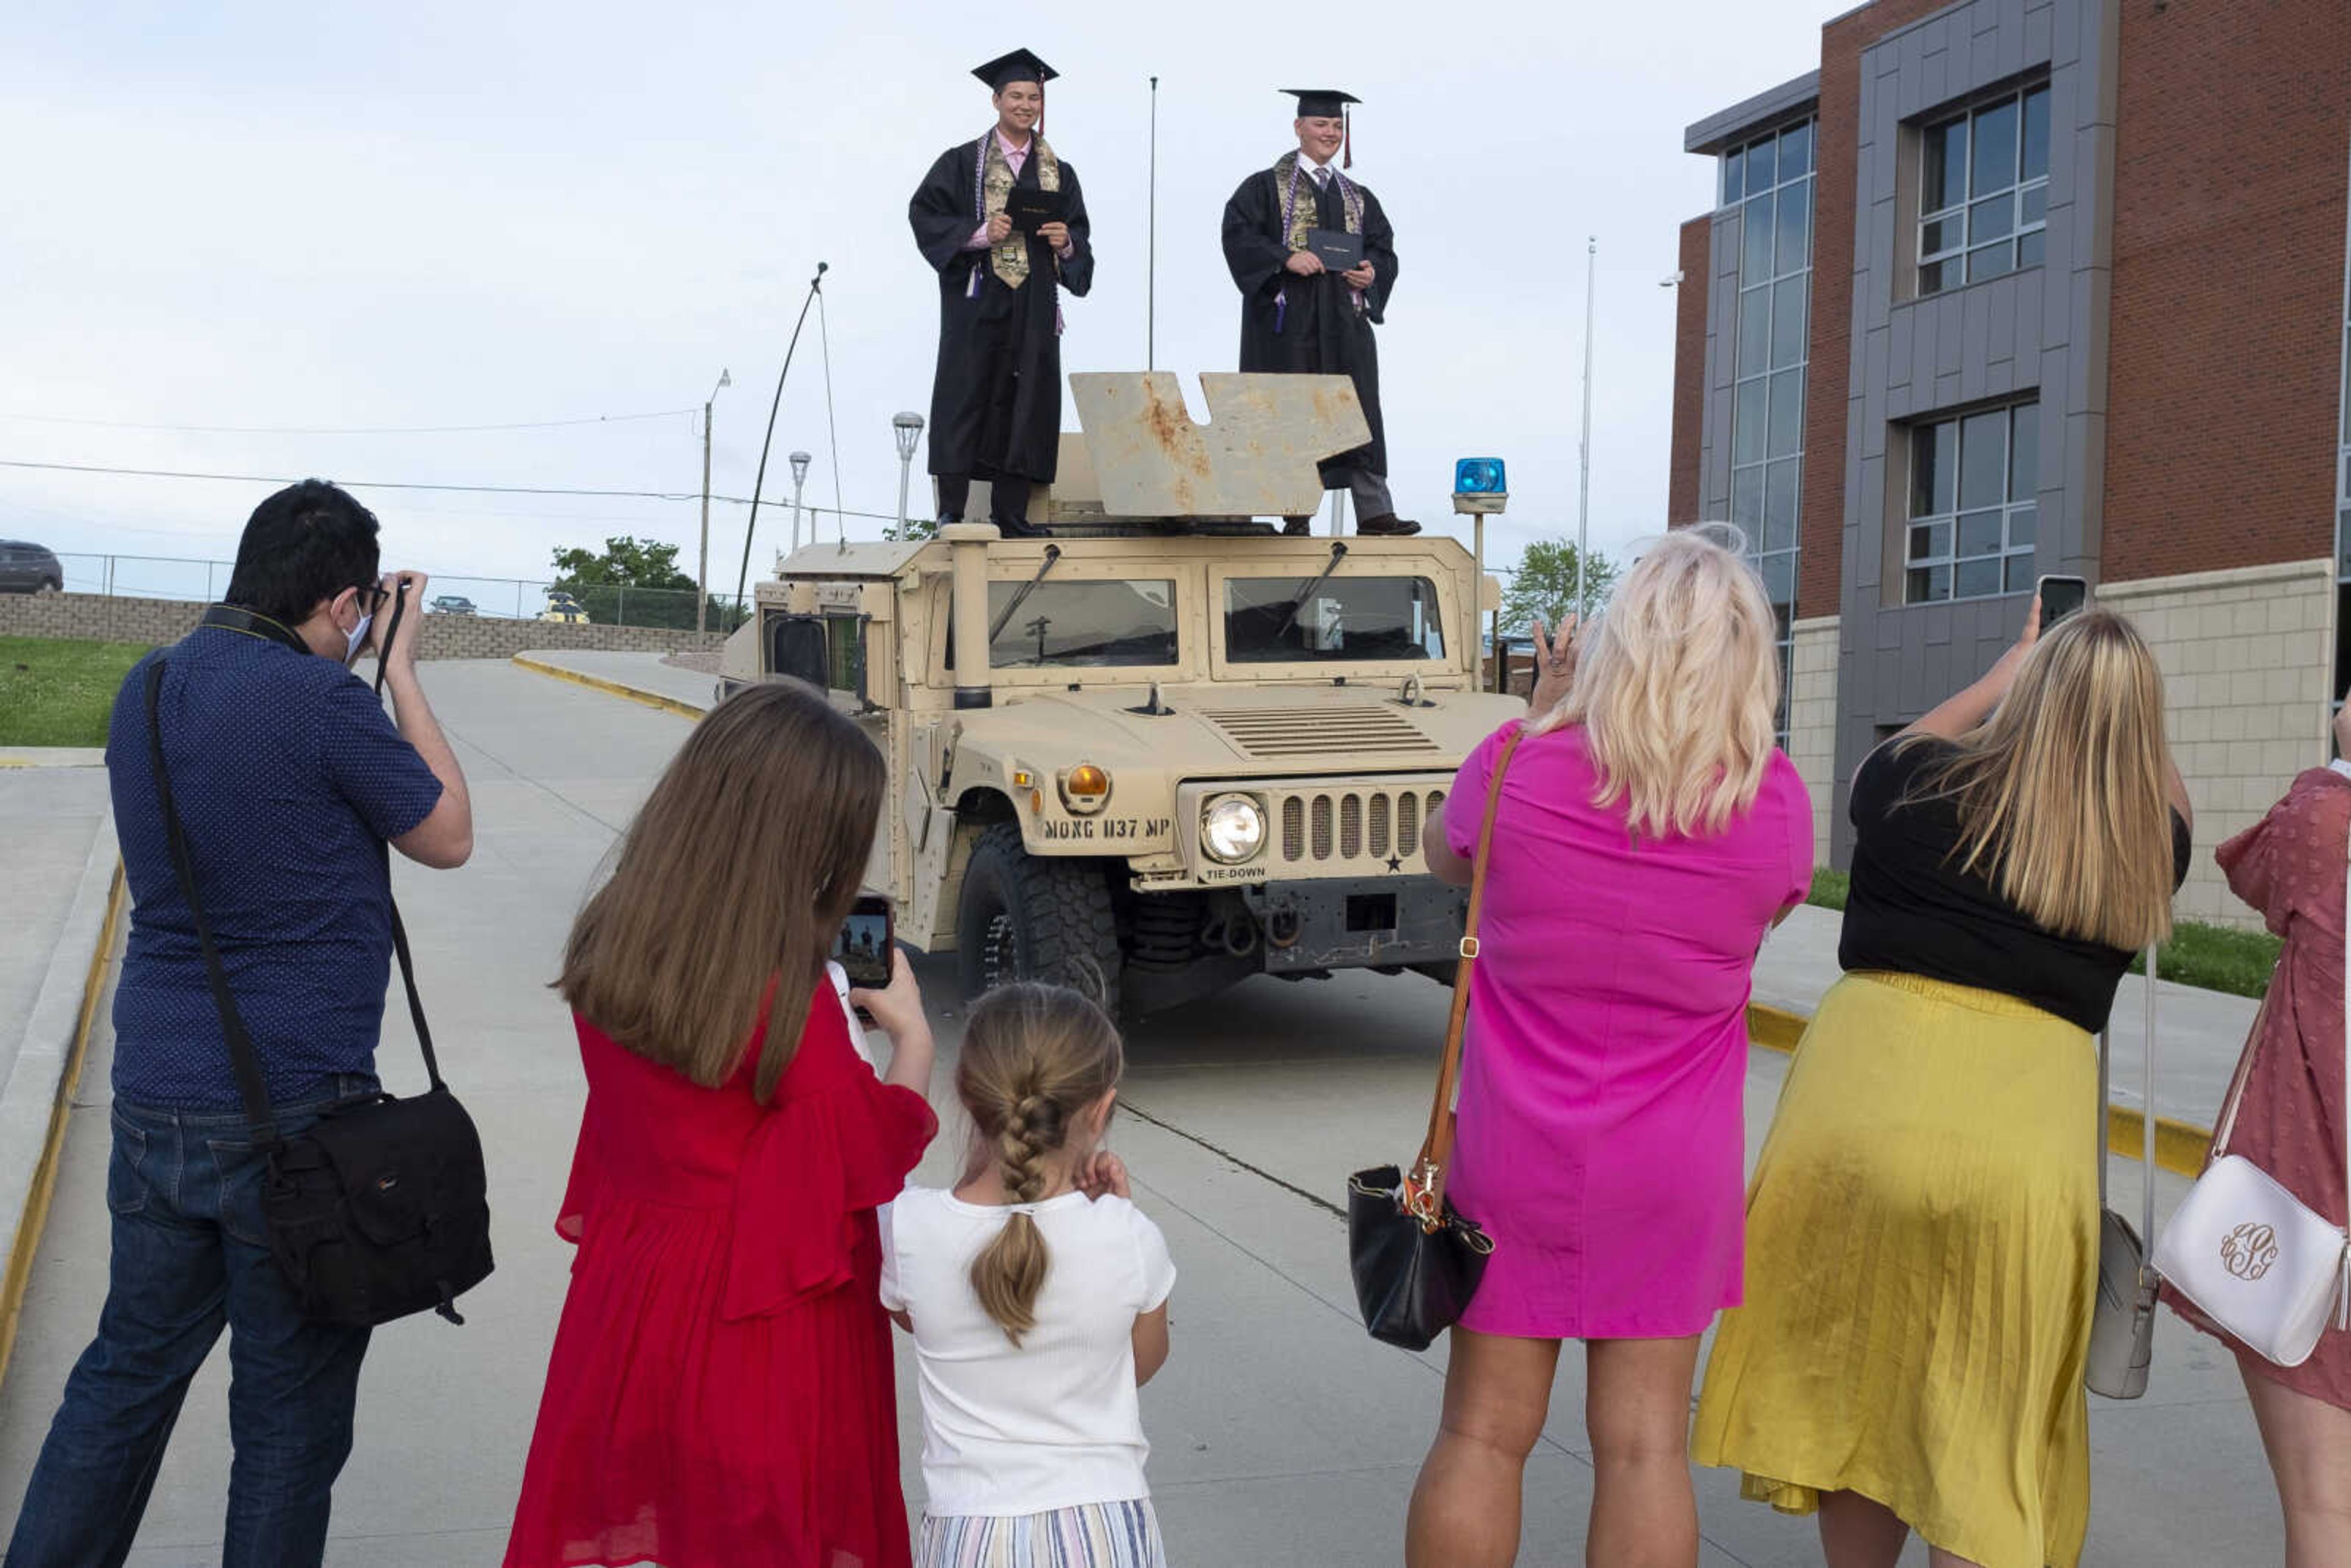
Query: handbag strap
144,659,283,1146
1414,725,1526,1176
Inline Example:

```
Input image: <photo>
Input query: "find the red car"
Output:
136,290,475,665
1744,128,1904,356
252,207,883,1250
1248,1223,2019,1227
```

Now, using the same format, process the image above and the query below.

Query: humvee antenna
734,261,828,613
988,544,1063,643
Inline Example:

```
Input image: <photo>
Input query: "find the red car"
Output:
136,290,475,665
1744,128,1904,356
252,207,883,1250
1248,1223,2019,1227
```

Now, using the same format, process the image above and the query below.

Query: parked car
430,594,477,616
0,541,63,594
539,590,588,625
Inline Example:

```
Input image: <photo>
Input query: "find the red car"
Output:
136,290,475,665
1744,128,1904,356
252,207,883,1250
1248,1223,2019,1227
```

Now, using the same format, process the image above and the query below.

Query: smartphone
2036,574,2088,628
831,894,894,989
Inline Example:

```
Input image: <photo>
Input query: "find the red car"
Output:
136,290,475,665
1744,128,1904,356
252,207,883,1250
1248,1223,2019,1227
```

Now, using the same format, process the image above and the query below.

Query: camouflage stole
1272,148,1363,255
973,129,1061,290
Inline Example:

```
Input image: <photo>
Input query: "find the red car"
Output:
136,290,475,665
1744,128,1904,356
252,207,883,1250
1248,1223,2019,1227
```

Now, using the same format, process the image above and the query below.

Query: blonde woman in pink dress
1406,528,1812,1568
2163,696,2351,1567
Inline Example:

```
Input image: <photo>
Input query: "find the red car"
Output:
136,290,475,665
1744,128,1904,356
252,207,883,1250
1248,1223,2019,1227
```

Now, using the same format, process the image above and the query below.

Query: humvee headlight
1059,763,1112,815
1200,794,1265,865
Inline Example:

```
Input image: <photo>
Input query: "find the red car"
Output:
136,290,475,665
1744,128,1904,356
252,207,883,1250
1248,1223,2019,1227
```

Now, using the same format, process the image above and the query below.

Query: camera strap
144,586,446,1146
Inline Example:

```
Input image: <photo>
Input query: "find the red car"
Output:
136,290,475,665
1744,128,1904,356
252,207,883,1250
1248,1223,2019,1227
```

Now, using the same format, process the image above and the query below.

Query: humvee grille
1203,706,1440,759
1277,784,1448,866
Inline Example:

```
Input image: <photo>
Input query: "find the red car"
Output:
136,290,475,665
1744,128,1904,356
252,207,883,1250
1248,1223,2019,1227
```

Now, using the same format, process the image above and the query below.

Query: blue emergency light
1452,457,1508,515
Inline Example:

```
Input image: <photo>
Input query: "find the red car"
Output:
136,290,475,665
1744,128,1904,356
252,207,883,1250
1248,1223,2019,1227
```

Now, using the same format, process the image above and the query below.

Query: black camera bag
142,623,492,1327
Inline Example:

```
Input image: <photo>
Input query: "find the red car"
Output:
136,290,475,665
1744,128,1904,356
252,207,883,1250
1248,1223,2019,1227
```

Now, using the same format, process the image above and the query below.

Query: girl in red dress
504,681,937,1568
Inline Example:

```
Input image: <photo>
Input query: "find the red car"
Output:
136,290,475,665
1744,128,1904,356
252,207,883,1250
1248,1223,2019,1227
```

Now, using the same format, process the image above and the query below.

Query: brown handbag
1346,726,1523,1351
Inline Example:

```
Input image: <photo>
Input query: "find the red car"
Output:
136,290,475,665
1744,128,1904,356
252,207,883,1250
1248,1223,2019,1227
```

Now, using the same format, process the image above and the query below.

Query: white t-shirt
879,1185,1177,1518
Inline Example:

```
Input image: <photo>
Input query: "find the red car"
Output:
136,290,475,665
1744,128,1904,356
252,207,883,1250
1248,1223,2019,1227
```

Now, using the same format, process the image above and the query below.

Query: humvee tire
955,823,1126,1014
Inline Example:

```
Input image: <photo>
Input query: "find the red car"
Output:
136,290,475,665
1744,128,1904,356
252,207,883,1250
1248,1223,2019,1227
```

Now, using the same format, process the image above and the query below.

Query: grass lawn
1804,863,2278,1000
0,636,148,748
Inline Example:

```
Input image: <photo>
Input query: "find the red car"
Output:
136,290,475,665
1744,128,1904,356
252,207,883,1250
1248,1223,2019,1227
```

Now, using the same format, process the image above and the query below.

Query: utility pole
697,369,730,636
1577,236,1598,624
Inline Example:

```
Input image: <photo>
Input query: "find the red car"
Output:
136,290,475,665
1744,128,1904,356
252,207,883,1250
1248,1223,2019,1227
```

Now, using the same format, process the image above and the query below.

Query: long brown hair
1902,609,2176,950
557,680,883,1102
956,983,1125,1346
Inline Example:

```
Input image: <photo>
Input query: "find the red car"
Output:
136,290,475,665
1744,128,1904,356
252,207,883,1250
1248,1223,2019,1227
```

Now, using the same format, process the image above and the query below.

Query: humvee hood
959,684,1518,777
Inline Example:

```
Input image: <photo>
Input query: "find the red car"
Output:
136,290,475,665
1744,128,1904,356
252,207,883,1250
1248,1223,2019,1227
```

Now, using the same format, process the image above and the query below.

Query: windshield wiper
988,544,1063,644
1277,541,1349,639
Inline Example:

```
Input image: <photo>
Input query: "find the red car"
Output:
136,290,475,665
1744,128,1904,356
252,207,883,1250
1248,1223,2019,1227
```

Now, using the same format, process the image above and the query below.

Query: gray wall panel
1828,0,2116,864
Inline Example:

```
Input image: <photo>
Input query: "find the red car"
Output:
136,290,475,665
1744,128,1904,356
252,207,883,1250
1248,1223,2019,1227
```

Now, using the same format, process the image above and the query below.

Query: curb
0,825,125,1396
1745,1002,2214,1179
511,654,705,721
0,748,108,770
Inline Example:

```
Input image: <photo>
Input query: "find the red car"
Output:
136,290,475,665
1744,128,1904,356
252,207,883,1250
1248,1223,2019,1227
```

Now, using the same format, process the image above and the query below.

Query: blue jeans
6,1078,378,1568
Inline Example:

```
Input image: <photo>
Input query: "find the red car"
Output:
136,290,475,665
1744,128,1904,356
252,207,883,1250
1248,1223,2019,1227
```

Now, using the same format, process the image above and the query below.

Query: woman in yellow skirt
1692,602,2191,1568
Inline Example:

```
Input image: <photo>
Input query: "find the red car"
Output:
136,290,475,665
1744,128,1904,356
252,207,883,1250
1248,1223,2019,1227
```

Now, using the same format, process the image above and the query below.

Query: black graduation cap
1283,88,1360,167
974,48,1057,92
1283,88,1359,119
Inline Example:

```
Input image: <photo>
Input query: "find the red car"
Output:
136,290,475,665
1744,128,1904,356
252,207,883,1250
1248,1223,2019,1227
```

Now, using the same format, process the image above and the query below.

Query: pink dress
2164,767,2351,1407
1442,719,1811,1339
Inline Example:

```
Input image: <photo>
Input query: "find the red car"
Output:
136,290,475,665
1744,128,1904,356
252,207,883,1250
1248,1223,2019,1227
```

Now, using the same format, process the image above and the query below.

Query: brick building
1670,0,2351,927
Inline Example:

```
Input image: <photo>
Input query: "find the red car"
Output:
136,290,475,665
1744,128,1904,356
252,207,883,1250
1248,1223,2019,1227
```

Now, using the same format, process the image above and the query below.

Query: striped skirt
915,1499,1166,1568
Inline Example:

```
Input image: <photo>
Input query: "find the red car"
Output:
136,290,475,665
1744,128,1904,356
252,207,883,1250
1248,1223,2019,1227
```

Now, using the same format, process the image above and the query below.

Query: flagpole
1576,235,1597,623
1147,75,1160,370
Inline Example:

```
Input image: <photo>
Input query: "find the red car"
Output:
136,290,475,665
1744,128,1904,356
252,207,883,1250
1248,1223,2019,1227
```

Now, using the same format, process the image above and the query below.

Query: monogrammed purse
2151,848,2351,1368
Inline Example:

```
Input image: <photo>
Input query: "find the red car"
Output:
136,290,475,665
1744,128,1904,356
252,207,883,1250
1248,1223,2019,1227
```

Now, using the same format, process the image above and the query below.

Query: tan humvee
721,372,1525,1014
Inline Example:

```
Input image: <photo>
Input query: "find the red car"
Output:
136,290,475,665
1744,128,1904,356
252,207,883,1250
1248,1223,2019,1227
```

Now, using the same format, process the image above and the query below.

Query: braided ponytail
958,983,1124,1346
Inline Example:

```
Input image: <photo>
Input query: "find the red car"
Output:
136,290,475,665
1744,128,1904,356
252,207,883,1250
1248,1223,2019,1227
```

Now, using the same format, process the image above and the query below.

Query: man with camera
7,480,472,1567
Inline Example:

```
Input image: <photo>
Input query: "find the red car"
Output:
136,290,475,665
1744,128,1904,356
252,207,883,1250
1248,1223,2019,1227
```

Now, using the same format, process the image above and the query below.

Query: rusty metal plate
1068,372,1371,519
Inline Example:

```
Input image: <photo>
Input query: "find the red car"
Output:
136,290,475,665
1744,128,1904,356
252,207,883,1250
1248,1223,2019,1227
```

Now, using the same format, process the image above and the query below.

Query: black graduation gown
1220,165,1398,481
909,140,1093,484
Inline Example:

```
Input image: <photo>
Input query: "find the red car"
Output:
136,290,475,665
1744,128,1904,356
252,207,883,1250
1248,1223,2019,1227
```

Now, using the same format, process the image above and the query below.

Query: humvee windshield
1223,576,1446,663
958,579,1180,669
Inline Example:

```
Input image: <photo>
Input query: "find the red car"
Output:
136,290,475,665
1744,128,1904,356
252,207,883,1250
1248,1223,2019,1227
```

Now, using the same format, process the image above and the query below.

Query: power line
0,456,904,523
0,408,699,437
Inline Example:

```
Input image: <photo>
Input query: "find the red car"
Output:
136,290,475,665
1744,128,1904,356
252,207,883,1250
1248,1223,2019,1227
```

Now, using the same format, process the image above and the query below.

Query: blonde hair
1902,609,2176,950
1528,525,1780,839
956,983,1125,1346
557,681,882,1103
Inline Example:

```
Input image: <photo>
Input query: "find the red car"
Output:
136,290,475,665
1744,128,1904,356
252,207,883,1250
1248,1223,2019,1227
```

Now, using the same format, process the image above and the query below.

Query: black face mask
201,603,312,655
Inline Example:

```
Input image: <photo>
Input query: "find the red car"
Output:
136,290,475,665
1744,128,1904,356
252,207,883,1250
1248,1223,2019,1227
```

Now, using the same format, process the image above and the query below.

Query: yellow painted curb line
0,858,126,1394
1745,1002,2214,1179
511,655,704,721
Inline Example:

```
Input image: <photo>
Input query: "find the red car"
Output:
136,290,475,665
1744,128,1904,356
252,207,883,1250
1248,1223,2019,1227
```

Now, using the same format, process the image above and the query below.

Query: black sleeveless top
1837,738,2191,1033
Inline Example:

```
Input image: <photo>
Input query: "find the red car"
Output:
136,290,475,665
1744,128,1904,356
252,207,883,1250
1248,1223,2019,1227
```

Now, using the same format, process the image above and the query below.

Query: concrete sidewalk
513,648,2264,1157
0,659,2288,1565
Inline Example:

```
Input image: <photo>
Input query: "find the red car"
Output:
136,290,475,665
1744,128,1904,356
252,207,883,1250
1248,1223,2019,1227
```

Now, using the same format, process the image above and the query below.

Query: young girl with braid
881,983,1176,1568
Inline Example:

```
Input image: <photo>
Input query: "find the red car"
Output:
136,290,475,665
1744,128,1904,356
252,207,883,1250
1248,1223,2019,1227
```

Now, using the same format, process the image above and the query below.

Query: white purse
2151,855,2351,1368
2085,952,2159,1398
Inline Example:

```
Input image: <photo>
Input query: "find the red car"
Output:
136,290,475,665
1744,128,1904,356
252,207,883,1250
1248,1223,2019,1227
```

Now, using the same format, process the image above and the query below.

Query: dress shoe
1357,514,1422,536
1282,516,1313,536
992,516,1049,540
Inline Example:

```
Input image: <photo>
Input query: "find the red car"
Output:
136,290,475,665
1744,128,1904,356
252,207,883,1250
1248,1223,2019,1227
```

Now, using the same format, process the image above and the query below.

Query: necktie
1312,165,1330,188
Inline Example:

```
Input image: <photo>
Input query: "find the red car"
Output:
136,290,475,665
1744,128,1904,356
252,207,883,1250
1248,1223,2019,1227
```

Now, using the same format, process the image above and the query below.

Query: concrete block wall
2100,558,2333,928
1788,615,1842,866
0,593,722,659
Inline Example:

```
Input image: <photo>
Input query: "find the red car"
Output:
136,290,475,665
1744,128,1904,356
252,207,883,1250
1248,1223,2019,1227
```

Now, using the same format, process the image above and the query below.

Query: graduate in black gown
908,48,1093,539
1221,89,1417,536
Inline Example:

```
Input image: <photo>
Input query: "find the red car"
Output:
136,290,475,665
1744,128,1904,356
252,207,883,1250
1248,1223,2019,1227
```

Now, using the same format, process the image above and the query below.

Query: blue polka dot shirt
105,625,445,1111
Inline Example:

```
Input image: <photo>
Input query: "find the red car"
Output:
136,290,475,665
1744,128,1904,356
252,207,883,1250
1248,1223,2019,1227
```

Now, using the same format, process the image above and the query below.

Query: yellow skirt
1691,972,2098,1568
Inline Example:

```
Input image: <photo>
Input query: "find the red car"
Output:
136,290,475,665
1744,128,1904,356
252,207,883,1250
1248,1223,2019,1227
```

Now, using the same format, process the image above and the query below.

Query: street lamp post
891,411,926,535
789,451,813,554
698,369,730,636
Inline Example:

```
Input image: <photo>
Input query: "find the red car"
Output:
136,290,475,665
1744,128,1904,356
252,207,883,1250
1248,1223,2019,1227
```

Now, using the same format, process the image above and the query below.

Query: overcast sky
0,1,1832,604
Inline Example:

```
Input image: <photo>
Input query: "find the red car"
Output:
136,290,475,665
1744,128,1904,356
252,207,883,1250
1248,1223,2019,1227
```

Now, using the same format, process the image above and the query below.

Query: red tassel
1037,83,1044,138
1343,107,1352,170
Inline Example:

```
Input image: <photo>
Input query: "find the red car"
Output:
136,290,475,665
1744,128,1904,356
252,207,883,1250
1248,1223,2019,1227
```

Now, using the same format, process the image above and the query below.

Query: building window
1903,403,2039,604
1918,84,2050,296
1726,118,1814,741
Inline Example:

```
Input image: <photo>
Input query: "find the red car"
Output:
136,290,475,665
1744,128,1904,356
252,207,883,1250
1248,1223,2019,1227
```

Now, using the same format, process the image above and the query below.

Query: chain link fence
50,553,752,632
